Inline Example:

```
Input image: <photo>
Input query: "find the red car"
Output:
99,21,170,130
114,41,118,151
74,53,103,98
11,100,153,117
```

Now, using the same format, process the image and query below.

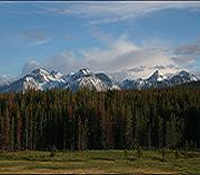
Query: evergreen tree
77,116,82,151
82,118,89,150
0,87,199,151
16,110,22,150
125,106,133,149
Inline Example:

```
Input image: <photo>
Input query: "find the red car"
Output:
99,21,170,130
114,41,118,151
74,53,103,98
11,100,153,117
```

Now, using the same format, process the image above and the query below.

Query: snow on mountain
0,68,120,93
51,70,65,80
65,68,92,83
147,70,167,83
0,68,199,93
120,69,199,90
121,78,144,90
0,68,66,93
28,68,66,90
169,70,198,85
0,75,12,87
65,68,120,92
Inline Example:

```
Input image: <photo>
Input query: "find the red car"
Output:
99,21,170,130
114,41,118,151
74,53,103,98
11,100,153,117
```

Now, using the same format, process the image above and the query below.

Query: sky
0,1,200,80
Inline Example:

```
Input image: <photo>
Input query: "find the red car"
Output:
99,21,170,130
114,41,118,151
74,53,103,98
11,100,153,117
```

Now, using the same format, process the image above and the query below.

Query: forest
0,87,200,151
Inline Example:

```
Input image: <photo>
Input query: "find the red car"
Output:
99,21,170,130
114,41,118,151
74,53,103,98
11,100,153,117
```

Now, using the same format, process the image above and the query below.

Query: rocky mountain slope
0,68,198,93
120,69,198,90
0,68,120,93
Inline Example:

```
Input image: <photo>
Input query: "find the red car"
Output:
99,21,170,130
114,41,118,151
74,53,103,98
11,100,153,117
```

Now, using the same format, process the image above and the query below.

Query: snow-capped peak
120,69,200,90
178,70,191,77
147,70,167,82
51,70,64,79
0,68,199,93
65,68,93,83
0,75,12,86
30,68,55,83
79,68,91,75
76,68,92,77
64,68,120,92
171,69,199,83
31,68,48,76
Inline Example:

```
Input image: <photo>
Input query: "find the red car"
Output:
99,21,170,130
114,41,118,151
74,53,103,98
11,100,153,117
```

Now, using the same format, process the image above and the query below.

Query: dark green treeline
0,88,200,151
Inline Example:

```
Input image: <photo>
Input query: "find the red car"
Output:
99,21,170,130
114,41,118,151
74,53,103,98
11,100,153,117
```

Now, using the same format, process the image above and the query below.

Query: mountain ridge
0,68,199,93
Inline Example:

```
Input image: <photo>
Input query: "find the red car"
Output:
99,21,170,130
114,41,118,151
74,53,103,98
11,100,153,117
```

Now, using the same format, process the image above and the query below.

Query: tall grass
0,150,199,173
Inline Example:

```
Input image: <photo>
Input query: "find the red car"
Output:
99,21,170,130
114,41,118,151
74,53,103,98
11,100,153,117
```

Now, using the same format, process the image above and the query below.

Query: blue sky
0,1,200,79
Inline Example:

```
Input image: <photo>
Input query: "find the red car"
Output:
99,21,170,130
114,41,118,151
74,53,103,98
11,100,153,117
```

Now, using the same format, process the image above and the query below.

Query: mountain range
0,68,199,93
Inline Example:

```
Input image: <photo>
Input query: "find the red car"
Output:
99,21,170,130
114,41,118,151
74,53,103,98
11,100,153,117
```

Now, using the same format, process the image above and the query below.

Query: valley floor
0,150,199,174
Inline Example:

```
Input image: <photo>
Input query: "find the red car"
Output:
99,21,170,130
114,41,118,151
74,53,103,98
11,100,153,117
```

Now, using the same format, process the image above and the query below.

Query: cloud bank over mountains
0,1,200,79
22,32,200,80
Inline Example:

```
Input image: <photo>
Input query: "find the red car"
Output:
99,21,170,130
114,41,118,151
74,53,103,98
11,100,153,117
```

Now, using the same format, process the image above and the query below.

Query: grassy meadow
0,150,200,174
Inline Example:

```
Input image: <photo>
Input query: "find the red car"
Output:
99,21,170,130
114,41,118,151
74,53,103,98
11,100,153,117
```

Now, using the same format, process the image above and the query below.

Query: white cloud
172,37,200,73
21,34,198,79
30,38,52,46
3,1,200,79
174,39,200,56
23,29,52,46
81,34,139,64
22,60,41,76
21,52,86,76
45,1,200,24
44,51,86,74
172,56,197,64
80,35,179,78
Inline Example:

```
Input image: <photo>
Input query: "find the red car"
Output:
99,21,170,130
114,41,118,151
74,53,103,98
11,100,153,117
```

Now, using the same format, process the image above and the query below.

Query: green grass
0,150,199,174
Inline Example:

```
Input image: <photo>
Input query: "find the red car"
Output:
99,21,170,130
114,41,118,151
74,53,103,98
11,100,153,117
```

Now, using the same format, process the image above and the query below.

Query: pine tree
0,107,3,149
125,106,133,149
133,108,139,149
10,114,15,151
77,116,82,151
3,107,10,150
166,113,178,148
16,110,22,150
82,118,89,150
24,108,29,150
